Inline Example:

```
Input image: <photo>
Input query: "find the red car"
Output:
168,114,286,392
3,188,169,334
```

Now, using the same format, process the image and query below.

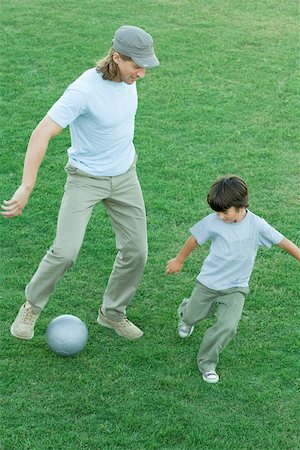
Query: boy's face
216,207,247,223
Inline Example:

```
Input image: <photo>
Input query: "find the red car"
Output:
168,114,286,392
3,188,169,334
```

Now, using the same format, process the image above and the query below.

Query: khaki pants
25,159,147,321
178,282,249,373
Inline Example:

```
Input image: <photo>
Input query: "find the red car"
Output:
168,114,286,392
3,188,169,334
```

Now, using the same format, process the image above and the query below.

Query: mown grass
1,1,299,449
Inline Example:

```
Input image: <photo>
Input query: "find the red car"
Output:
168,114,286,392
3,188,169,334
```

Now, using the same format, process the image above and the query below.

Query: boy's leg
197,287,248,373
100,167,147,324
178,282,218,325
177,283,218,338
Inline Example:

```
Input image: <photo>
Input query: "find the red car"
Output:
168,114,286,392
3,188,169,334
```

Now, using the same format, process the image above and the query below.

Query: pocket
217,238,255,261
65,163,78,175
229,239,255,261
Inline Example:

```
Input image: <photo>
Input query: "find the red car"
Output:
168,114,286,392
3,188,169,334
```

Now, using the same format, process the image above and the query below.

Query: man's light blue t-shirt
190,210,283,290
48,68,137,176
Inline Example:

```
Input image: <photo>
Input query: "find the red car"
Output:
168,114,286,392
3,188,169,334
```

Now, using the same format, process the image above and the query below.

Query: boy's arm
277,237,300,262
166,236,198,275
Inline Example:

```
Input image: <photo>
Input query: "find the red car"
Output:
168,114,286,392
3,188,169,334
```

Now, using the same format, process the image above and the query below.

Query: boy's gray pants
25,160,147,322
178,282,249,373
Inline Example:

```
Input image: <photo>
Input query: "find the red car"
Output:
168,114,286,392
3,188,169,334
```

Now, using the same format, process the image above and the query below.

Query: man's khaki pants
25,160,147,321
178,282,249,373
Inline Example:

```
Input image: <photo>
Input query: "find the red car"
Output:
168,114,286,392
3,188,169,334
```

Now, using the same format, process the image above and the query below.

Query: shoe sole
10,325,34,340
97,317,143,340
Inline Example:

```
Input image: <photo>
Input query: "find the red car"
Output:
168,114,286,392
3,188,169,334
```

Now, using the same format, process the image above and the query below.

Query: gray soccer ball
45,314,88,356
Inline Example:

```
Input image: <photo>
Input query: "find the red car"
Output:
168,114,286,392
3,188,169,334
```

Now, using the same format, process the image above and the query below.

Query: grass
1,0,299,449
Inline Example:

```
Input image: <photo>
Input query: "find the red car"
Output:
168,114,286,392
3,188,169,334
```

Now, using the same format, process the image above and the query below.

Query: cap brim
131,53,160,68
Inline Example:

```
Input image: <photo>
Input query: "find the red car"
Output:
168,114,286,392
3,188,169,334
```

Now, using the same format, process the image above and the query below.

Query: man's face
113,53,146,84
216,207,246,223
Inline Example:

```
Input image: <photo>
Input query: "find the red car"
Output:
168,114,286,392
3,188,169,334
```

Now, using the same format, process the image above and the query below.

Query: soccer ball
45,314,88,356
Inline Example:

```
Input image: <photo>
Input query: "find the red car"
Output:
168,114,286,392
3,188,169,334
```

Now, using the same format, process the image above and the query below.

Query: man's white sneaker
97,310,143,340
10,303,40,340
178,319,194,338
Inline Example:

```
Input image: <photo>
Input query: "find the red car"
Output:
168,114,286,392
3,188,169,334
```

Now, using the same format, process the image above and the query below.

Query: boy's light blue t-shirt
47,68,137,176
190,210,283,290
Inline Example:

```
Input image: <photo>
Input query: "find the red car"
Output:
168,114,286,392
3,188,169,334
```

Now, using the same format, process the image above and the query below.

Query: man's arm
1,115,63,218
278,237,300,262
166,236,198,275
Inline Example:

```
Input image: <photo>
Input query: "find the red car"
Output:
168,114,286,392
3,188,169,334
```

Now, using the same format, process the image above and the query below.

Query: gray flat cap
112,25,159,68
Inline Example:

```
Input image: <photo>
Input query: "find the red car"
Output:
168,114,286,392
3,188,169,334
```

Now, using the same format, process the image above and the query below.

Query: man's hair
207,175,249,211
96,48,132,81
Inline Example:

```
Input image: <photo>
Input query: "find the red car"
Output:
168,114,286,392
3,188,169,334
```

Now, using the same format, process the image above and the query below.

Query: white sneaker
202,370,219,384
10,303,40,340
178,319,194,338
97,310,143,340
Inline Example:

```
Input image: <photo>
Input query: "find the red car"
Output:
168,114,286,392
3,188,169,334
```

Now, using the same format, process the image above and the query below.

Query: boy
166,175,299,384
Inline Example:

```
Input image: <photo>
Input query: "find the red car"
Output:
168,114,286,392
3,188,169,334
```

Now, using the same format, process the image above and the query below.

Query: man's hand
166,258,184,275
1,115,63,219
1,184,32,218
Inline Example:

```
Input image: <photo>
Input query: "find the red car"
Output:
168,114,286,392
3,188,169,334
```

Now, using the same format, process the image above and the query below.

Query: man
2,25,159,340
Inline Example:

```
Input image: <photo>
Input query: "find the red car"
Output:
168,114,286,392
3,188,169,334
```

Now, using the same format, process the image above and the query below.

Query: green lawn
1,1,299,449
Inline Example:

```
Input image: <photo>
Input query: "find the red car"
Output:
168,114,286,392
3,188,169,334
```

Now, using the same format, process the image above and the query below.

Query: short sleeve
258,218,283,248
47,83,87,129
190,216,212,245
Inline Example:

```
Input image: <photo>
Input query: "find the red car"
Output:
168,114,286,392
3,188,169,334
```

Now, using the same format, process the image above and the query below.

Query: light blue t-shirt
190,210,283,290
48,68,137,176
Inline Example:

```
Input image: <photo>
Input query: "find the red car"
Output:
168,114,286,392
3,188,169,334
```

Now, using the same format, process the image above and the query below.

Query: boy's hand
166,236,197,275
166,258,183,275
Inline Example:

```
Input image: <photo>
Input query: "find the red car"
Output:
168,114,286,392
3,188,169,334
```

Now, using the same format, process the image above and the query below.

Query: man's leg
100,167,147,323
25,172,106,311
11,168,109,339
197,287,248,373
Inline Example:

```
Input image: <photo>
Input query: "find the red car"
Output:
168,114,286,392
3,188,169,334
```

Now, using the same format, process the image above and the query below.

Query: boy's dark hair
207,175,249,211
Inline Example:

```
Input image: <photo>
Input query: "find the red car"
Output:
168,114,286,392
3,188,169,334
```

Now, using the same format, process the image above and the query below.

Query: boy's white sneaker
10,303,40,340
202,370,219,384
97,310,143,340
178,319,194,338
